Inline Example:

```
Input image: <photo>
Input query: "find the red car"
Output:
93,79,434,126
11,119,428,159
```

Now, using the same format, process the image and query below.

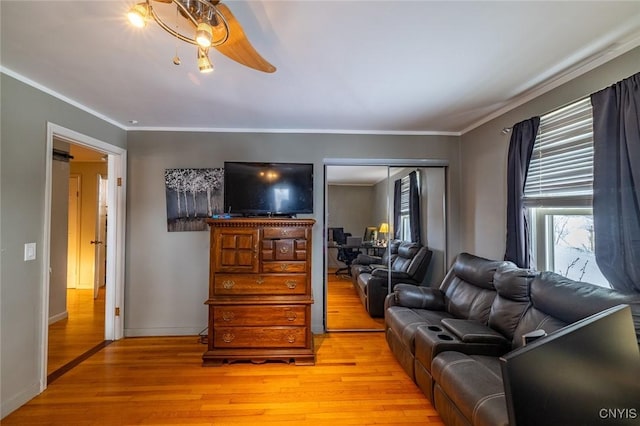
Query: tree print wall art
165,168,224,232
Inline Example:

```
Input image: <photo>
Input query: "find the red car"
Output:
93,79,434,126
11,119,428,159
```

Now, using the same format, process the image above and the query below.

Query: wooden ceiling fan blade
214,4,276,73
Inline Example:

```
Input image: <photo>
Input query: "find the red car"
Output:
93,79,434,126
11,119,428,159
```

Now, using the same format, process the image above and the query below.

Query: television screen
223,162,314,216
500,304,640,426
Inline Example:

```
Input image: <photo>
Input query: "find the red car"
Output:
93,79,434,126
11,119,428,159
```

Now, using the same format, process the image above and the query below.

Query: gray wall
6,43,635,418
459,46,640,260
0,74,127,417
420,167,447,285
49,155,69,322
327,184,376,238
125,131,462,336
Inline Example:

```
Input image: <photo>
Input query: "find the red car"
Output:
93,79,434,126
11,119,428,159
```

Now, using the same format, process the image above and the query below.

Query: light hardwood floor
326,271,385,330
4,333,443,425
48,288,105,375
5,277,444,424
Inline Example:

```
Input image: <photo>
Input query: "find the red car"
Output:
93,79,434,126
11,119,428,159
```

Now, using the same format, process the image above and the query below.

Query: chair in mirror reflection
328,227,361,276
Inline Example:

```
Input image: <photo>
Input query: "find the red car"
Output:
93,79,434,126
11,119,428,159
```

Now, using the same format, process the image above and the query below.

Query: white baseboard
124,327,204,337
48,311,69,325
1,381,40,420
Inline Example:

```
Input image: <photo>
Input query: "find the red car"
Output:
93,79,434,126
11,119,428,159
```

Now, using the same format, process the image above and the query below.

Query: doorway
41,123,126,390
48,142,109,377
324,160,448,332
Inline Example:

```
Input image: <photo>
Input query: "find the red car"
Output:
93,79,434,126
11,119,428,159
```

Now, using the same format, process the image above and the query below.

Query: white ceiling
1,1,640,135
326,165,389,185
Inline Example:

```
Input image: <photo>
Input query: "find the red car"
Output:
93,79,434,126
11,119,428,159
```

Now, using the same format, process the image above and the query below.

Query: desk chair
332,228,360,276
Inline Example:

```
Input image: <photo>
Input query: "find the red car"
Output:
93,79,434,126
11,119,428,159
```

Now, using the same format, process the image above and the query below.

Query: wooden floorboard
326,270,385,331
6,274,442,424
47,288,105,375
4,333,444,425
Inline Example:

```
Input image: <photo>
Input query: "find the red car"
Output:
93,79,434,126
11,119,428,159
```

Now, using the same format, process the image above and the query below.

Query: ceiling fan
127,0,276,73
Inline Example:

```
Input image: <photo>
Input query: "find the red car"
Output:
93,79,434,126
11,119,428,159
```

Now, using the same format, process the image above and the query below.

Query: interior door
67,174,81,289
93,174,108,299
325,164,390,331
324,162,448,332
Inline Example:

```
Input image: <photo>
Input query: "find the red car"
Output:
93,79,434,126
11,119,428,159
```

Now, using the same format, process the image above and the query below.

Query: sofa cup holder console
437,334,454,341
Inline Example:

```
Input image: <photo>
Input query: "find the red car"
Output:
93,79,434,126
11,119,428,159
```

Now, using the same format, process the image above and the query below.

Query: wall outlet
24,242,36,261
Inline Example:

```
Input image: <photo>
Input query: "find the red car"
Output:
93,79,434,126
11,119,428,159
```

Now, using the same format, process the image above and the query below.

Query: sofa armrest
394,283,445,310
371,268,413,282
440,318,509,345
353,253,382,265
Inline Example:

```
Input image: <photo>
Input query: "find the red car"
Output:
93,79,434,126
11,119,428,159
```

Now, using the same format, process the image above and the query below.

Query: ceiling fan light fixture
195,22,213,48
126,0,275,73
197,48,214,73
127,2,150,28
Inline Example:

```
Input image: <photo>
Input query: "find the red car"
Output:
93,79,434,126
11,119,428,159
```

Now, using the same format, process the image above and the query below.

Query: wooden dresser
202,217,315,366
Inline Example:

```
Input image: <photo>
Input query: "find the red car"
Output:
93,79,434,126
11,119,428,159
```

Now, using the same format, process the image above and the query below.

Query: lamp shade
379,223,389,233
195,22,213,48
127,3,149,28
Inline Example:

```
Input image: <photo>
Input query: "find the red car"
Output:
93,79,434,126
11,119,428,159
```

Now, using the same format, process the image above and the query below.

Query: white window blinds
400,175,410,214
524,97,593,206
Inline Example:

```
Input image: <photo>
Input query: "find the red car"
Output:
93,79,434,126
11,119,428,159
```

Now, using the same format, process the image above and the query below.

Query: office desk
339,243,386,257
328,243,386,275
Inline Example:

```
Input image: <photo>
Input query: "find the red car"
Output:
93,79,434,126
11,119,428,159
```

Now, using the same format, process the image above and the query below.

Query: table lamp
378,222,389,244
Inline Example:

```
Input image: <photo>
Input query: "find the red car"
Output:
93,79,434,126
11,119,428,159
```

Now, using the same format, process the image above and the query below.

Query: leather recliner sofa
384,252,640,426
351,240,432,317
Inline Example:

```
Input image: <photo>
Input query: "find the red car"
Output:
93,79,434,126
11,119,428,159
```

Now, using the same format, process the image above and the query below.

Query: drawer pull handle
222,311,235,322
285,280,297,289
222,280,235,289
287,335,296,343
280,263,289,271
256,277,265,285
222,332,235,343
279,247,289,254
285,311,297,321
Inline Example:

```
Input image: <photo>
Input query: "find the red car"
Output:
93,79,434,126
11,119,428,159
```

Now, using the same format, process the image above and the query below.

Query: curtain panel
591,72,640,294
393,179,401,239
504,117,540,268
409,171,421,245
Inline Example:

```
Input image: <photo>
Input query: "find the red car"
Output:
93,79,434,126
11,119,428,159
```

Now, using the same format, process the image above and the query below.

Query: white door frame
94,174,108,298
41,122,127,391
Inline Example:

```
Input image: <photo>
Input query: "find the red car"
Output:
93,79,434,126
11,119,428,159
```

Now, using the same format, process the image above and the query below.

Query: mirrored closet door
324,161,448,332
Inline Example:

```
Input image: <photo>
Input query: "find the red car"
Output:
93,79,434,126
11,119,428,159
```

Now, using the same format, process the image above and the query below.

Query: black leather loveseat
385,252,640,426
351,240,432,317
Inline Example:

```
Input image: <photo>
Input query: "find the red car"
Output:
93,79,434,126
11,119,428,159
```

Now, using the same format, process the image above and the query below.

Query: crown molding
0,66,127,131
125,125,461,136
460,30,640,135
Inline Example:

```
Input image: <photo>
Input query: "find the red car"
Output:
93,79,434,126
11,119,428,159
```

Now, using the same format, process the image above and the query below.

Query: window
524,98,609,287
398,172,418,241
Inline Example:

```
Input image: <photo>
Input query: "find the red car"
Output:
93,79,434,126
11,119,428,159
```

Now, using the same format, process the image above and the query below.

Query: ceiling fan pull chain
173,5,181,65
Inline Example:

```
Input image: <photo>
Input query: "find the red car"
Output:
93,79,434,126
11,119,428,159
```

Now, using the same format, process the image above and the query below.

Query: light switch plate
24,242,36,261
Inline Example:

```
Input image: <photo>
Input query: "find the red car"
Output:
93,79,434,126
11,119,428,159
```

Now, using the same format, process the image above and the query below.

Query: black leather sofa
385,252,640,426
351,240,432,317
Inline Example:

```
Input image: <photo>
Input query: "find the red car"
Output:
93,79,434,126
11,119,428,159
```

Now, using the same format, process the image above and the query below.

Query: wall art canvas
165,168,224,232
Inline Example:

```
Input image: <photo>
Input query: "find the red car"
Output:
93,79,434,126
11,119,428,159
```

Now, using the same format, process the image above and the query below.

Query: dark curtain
393,179,401,239
591,72,640,294
409,171,421,244
504,117,540,268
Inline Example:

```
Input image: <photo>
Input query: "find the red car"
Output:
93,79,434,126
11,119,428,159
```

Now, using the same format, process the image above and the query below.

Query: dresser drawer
262,239,307,261
262,262,306,273
213,327,308,348
214,274,307,295
263,227,307,240
213,305,307,326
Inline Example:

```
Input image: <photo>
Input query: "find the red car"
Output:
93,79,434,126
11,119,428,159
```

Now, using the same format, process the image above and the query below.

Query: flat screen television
500,304,640,426
223,162,314,216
